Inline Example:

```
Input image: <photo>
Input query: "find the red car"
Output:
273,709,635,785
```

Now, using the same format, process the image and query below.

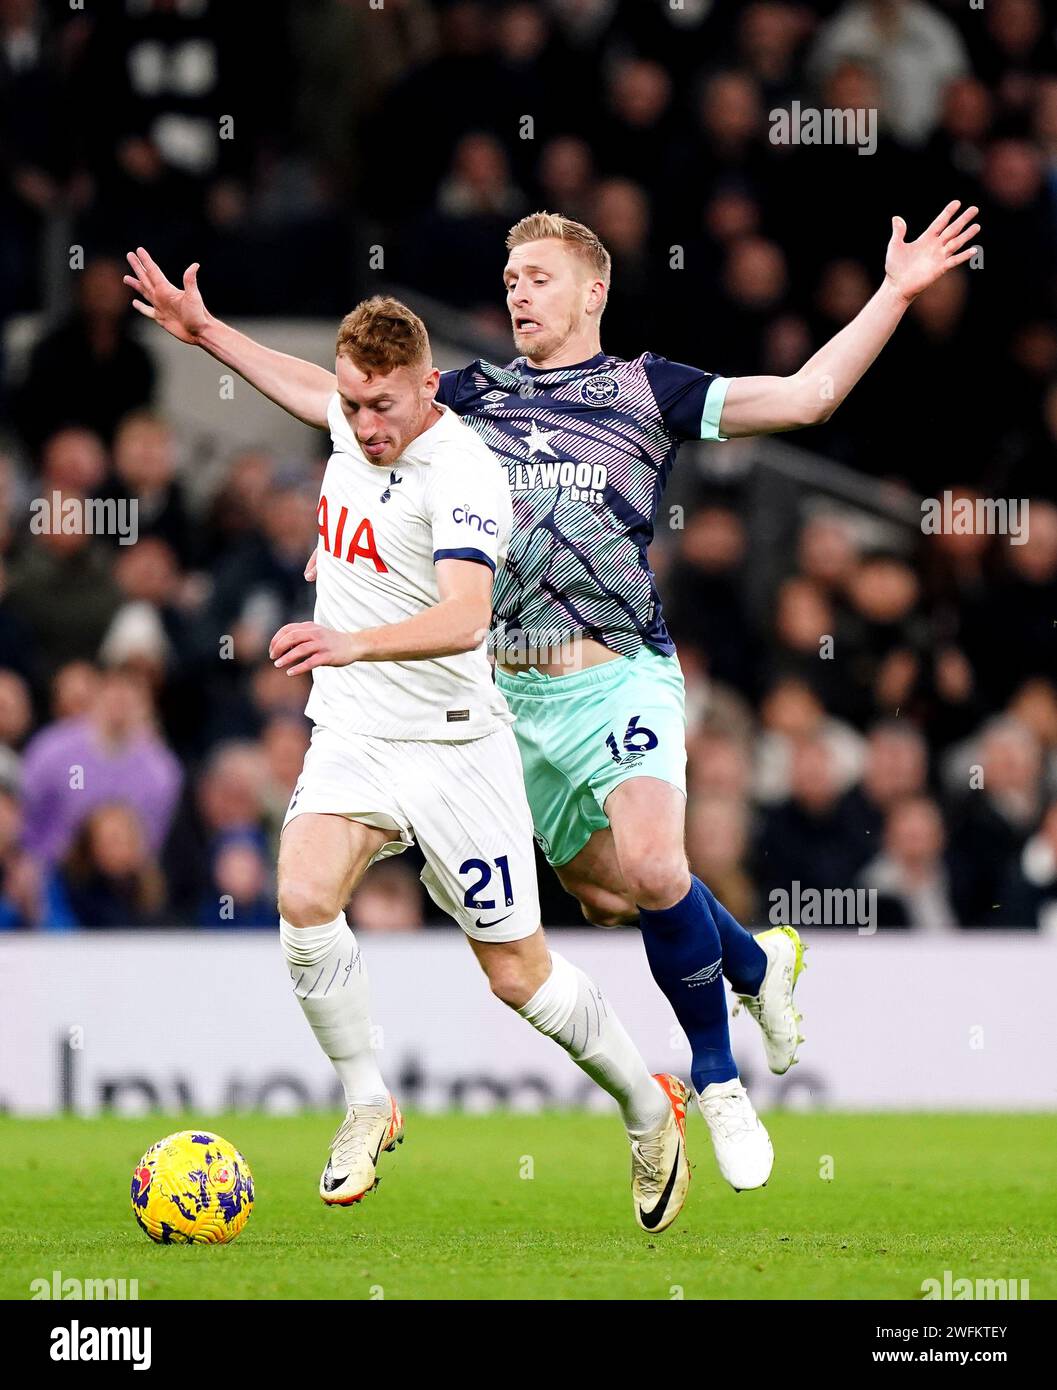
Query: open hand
884,201,980,304
124,247,210,343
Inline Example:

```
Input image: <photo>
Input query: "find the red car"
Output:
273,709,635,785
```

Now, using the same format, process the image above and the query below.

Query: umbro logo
682,960,723,988
481,390,506,402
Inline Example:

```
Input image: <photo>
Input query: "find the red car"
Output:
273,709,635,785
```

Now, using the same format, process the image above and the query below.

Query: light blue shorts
496,646,687,866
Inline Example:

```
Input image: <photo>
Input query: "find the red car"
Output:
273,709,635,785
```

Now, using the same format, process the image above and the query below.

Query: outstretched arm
718,201,981,438
124,247,337,430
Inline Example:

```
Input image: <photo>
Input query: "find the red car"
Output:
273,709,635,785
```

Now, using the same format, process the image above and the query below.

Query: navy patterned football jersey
436,351,730,658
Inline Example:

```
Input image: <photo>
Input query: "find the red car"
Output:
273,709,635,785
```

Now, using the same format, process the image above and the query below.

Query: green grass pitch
1,1112,1054,1300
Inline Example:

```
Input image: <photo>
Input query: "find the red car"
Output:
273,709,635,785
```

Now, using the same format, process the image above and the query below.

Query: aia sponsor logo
316,496,388,572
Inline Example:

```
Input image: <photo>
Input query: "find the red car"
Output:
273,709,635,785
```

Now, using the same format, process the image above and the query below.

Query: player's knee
484,958,536,1010
622,855,691,912
277,876,343,929
579,892,637,928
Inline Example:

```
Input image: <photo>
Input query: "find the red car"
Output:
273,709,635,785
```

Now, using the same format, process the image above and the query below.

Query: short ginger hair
506,211,612,287
335,296,432,376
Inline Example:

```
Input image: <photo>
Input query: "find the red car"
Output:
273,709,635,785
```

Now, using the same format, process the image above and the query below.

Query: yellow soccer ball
131,1130,254,1244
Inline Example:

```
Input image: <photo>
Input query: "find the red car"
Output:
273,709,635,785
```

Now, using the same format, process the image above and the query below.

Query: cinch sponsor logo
452,506,498,535
512,460,608,505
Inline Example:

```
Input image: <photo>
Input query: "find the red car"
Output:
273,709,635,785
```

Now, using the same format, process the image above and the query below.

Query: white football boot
696,1078,774,1191
631,1073,691,1233
319,1094,404,1206
733,926,807,1074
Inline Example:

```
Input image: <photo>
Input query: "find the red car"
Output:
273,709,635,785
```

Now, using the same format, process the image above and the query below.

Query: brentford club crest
580,374,620,406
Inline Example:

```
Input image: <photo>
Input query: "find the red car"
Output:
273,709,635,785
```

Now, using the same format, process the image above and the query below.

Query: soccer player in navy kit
431,205,980,1188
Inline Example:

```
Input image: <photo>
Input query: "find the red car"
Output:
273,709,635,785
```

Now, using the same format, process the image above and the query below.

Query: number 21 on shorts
459,854,514,909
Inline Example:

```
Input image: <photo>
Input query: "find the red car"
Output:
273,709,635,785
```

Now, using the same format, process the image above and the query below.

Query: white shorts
283,724,541,943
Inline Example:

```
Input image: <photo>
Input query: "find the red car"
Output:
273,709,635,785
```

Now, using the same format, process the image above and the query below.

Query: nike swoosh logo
638,1148,680,1231
323,1133,386,1192
475,912,513,929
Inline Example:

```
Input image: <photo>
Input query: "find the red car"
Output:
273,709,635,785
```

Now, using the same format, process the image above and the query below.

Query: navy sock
695,878,767,996
638,878,737,1092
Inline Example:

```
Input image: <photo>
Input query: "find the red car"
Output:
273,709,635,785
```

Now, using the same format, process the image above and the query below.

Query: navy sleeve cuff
433,547,496,573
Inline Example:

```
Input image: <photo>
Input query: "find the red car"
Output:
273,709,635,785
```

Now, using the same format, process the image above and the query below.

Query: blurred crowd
661,500,1057,933
0,0,1055,931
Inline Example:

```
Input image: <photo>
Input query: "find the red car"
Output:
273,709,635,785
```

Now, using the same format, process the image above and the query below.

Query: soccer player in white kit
123,253,692,1232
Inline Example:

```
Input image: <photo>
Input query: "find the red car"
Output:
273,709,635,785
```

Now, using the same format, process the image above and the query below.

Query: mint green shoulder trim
701,375,732,441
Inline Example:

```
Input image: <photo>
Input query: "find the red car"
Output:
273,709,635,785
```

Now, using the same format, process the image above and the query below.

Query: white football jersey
304,392,515,741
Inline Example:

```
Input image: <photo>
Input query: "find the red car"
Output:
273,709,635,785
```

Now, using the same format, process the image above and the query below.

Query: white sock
518,951,668,1135
279,913,387,1107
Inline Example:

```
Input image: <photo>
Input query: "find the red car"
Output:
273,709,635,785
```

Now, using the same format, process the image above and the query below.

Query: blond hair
335,295,431,376
506,211,612,287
